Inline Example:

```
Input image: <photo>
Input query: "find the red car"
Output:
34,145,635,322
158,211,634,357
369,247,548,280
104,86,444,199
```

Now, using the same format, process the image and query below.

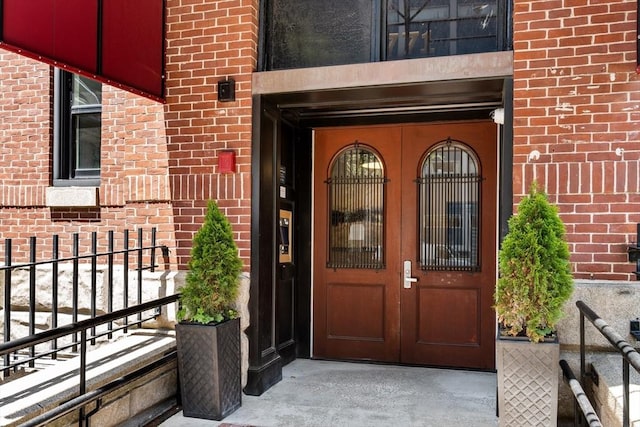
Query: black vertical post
90,232,97,345
79,328,87,427
72,233,79,352
623,359,630,427
52,235,59,359
123,229,129,333
137,228,143,323
580,312,585,383
29,237,36,367
151,227,157,273
636,224,640,278
108,230,114,339
3,239,12,376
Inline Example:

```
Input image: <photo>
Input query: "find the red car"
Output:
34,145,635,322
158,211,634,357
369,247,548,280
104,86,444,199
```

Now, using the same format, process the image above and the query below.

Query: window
262,0,507,70
327,145,386,269
54,70,102,185
418,139,481,271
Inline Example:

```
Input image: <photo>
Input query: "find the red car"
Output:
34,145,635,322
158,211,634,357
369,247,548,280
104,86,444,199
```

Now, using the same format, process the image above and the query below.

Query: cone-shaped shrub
178,200,243,324
495,183,573,342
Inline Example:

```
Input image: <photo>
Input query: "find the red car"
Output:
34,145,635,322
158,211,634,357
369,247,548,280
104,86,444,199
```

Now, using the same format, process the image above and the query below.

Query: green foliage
495,183,573,343
177,200,242,325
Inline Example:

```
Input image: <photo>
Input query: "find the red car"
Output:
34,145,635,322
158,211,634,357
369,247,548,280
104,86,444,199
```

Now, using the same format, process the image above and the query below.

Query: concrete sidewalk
162,359,498,427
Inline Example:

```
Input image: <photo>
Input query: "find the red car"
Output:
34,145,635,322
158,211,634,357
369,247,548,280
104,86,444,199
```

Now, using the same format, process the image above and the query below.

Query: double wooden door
313,122,497,369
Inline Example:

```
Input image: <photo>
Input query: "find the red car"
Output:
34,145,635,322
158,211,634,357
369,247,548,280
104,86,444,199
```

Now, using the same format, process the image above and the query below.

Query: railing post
90,232,97,345
3,238,11,376
107,230,114,339
137,228,143,323
623,359,629,427
150,227,157,273
72,233,79,352
29,236,36,367
52,235,59,360
123,229,129,333
580,311,586,382
79,328,87,427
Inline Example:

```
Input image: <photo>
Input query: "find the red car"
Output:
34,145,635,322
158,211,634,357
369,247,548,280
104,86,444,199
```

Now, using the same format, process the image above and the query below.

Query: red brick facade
513,0,640,280
0,0,258,269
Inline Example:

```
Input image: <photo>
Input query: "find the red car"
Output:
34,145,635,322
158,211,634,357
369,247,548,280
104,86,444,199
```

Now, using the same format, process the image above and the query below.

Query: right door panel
399,122,497,370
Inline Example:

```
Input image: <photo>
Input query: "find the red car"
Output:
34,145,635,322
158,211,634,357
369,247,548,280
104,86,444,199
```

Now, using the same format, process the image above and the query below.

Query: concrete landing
162,359,498,427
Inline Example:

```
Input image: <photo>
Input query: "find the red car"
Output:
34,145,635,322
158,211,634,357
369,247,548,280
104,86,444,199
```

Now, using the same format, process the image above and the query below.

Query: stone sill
46,186,99,207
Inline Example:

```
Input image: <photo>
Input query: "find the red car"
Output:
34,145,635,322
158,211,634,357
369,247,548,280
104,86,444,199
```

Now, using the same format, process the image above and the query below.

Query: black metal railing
559,360,602,427
0,294,180,426
571,300,640,427
1,227,170,377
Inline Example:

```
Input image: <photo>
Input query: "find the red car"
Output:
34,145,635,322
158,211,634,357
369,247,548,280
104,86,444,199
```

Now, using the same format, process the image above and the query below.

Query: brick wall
513,0,640,280
164,0,257,268
0,53,177,263
0,0,258,270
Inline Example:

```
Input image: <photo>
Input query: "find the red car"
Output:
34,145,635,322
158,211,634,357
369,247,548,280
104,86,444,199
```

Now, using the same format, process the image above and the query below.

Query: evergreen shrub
495,183,573,342
178,200,243,324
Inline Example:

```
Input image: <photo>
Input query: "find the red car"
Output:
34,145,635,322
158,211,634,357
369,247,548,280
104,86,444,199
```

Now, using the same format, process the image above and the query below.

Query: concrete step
588,352,640,427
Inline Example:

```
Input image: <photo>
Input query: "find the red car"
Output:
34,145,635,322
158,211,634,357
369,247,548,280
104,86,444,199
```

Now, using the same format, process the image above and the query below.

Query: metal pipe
576,300,640,427
29,237,36,367
72,234,79,352
559,359,602,427
108,230,114,339
3,238,11,376
123,229,129,333
52,235,59,359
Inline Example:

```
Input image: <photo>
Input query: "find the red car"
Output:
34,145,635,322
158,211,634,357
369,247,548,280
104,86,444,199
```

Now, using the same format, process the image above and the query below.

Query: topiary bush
495,183,573,343
178,200,243,324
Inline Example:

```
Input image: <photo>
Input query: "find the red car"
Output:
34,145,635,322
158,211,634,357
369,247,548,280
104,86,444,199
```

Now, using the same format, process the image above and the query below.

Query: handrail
20,351,177,427
559,359,602,427
0,294,180,357
577,300,640,427
1,293,180,426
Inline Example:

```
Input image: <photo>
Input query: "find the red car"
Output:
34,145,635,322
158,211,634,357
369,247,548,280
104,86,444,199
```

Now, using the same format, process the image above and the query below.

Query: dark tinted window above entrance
265,0,374,70
261,0,509,70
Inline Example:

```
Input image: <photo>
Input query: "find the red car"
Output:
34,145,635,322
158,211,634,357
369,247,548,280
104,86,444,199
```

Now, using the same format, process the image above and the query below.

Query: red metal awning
0,0,165,102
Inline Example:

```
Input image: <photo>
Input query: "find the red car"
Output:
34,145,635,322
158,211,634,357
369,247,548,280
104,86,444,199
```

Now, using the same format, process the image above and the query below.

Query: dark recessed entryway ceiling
264,78,505,124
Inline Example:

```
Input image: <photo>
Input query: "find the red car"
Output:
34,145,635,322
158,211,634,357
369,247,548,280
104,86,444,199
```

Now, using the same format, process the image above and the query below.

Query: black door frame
245,78,513,396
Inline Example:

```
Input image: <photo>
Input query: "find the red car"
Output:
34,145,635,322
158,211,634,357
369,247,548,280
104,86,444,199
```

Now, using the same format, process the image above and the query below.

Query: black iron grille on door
326,144,386,269
418,139,481,271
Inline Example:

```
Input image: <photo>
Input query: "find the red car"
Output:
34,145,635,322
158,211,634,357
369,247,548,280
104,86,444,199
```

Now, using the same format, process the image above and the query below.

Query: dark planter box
176,317,242,420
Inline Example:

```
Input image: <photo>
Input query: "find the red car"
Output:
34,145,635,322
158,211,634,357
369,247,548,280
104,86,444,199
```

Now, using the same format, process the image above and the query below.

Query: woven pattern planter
176,317,241,421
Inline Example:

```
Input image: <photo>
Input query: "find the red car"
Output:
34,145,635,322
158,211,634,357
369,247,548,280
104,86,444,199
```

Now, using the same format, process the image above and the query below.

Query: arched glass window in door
327,144,386,269
419,138,481,271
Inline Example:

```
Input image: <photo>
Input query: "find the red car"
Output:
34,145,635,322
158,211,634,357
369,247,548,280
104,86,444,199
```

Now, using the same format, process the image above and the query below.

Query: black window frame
54,70,102,187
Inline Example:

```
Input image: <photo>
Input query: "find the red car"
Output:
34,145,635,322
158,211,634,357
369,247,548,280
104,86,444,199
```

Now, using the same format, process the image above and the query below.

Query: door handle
403,260,418,289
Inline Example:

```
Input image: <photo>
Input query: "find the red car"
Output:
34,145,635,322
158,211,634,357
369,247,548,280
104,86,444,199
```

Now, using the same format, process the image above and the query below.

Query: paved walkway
162,359,498,427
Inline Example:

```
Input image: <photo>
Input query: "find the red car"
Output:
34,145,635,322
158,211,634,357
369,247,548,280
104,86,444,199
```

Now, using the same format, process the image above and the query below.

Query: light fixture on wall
217,78,235,102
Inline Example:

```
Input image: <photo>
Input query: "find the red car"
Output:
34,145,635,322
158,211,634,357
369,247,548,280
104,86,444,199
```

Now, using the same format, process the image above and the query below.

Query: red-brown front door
313,121,496,370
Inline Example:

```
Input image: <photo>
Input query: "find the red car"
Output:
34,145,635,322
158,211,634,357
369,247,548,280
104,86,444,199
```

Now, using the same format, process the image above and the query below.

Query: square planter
496,336,559,427
176,317,242,420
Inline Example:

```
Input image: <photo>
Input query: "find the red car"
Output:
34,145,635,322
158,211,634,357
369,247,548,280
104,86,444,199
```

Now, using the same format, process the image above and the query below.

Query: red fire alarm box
218,151,236,173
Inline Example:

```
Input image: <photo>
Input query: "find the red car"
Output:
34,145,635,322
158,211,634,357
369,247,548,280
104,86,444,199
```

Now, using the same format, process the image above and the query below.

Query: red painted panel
3,0,55,57
2,0,97,72
0,0,164,101
101,0,164,99
52,0,99,72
